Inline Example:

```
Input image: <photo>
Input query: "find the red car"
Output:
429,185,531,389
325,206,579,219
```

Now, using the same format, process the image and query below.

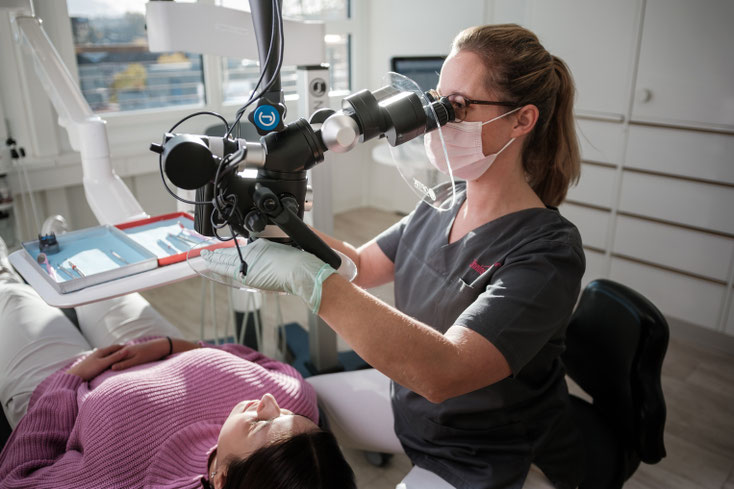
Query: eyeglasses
427,89,518,122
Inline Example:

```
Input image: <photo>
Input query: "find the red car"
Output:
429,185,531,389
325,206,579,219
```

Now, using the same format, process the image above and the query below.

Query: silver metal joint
243,141,266,168
321,113,360,153
304,185,313,212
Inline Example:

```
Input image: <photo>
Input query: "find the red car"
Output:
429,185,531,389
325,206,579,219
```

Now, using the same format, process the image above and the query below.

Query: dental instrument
109,250,129,264
36,253,59,281
68,261,85,278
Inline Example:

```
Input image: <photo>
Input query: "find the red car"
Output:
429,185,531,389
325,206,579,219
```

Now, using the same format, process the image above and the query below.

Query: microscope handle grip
270,206,342,270
253,184,341,269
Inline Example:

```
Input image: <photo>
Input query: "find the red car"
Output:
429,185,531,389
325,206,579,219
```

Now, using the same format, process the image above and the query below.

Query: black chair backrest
562,279,668,466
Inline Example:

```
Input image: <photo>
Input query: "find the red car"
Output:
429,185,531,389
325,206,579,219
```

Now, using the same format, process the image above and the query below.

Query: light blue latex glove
201,239,337,314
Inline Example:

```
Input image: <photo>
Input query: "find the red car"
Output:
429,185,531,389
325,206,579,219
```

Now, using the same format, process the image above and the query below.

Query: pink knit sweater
0,341,318,489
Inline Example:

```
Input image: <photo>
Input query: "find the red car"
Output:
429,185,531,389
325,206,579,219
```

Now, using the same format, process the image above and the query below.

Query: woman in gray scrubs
205,24,584,489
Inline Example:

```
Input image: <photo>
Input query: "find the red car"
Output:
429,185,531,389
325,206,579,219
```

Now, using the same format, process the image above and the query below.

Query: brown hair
218,430,356,489
452,24,580,206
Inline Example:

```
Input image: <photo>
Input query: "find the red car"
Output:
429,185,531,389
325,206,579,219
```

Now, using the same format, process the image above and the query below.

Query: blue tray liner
23,226,154,283
121,217,205,258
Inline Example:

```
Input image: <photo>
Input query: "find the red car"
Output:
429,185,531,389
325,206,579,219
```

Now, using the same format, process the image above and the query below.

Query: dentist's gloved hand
201,239,337,314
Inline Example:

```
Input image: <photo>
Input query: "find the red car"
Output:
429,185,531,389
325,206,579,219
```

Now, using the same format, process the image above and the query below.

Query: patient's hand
67,344,125,381
110,338,171,371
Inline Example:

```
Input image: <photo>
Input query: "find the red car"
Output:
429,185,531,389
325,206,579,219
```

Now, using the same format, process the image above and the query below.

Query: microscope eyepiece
426,97,456,129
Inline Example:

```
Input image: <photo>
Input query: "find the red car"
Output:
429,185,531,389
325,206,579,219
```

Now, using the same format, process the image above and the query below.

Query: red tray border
115,212,234,266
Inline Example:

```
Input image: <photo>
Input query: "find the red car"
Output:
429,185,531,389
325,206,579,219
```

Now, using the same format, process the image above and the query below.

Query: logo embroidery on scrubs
470,260,501,275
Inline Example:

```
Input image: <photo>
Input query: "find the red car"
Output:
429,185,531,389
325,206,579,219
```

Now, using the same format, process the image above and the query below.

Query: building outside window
67,0,352,114
220,0,351,104
67,0,205,113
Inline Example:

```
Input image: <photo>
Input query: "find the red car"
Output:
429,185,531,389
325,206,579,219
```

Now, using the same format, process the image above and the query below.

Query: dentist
205,23,585,489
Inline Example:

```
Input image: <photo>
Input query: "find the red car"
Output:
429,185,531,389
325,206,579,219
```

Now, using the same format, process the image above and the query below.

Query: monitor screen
390,56,445,92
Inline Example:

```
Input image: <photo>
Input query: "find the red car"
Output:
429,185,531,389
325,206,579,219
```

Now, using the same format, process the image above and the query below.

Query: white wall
364,0,489,91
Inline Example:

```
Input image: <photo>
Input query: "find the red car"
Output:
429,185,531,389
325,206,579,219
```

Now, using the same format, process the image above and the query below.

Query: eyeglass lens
428,90,466,121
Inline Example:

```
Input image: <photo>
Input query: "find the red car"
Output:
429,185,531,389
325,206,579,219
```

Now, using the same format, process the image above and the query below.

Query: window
222,34,350,103
67,0,205,113
282,0,349,20
220,0,351,104
67,0,352,113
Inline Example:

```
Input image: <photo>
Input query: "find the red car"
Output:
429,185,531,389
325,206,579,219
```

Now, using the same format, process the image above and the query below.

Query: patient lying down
0,336,356,489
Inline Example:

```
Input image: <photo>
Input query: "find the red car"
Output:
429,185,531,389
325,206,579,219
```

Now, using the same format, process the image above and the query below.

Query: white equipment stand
299,64,340,372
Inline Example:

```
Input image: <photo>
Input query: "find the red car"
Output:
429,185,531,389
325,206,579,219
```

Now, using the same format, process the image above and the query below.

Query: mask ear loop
480,106,522,126
494,136,517,155
479,106,521,157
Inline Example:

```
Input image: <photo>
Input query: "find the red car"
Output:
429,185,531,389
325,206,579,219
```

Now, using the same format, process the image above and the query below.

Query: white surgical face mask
425,107,520,181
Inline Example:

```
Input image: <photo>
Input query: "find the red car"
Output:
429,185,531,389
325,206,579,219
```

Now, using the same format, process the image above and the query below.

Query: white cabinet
487,0,734,337
559,203,609,250
618,171,734,235
566,164,618,209
609,258,726,331
625,126,734,184
492,0,734,129
491,0,641,117
632,0,734,131
582,249,607,289
612,215,734,283
577,119,626,165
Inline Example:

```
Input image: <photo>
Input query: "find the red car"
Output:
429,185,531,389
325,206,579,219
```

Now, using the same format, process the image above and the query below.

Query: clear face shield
383,72,456,212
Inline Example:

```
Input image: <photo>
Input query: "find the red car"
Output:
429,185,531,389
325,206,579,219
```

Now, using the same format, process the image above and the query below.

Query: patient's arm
0,373,87,487
110,337,200,371
67,344,126,380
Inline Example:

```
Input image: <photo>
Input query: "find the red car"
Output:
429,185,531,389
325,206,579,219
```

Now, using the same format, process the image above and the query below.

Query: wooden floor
142,207,734,489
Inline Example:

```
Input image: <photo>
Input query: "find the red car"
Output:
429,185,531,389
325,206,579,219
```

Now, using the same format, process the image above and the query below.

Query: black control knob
160,135,218,190
244,210,267,233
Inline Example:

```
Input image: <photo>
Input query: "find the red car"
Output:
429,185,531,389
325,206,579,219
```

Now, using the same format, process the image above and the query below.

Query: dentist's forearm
317,274,461,403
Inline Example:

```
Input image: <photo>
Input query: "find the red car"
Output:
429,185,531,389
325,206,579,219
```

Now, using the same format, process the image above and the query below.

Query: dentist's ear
510,104,539,138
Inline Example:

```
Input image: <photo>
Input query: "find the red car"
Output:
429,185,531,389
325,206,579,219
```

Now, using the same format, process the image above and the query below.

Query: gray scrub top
376,185,586,489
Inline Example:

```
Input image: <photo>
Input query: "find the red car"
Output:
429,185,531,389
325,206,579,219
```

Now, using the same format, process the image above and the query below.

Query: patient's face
213,393,317,484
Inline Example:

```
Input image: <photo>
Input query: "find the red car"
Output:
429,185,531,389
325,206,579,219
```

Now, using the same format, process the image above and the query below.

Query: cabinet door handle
636,88,653,103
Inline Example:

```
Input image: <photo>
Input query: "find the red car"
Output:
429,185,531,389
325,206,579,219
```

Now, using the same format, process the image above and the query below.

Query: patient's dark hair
220,430,356,489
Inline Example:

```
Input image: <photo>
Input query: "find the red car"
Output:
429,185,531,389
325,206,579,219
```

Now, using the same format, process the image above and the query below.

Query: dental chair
0,307,79,451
